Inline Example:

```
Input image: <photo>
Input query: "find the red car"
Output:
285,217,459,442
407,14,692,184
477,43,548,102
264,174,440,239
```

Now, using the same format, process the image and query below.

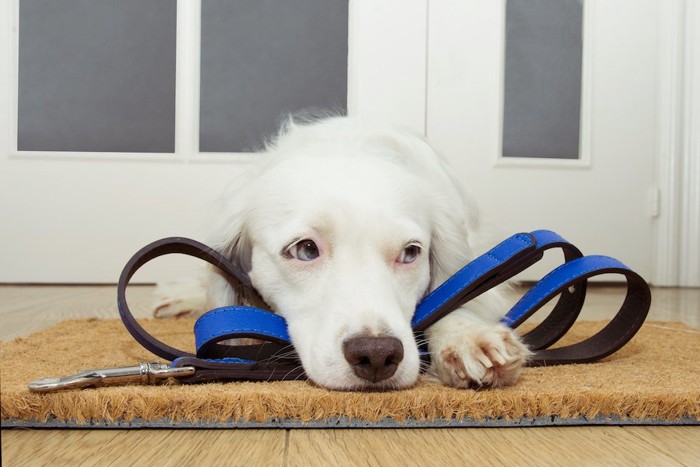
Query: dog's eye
288,239,320,261
398,244,421,264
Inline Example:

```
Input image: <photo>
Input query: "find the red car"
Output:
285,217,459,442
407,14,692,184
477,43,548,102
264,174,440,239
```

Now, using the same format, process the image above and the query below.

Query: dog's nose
342,336,404,383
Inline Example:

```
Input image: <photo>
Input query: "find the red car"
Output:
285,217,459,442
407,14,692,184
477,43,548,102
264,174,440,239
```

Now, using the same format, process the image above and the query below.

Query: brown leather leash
28,230,651,391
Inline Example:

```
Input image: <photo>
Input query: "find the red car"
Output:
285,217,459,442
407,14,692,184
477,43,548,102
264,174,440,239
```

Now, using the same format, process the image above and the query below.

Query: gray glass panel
200,0,348,153
503,0,583,159
18,0,176,153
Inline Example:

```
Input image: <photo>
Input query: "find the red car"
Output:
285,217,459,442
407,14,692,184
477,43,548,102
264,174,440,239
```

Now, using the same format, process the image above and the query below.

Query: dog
155,116,530,390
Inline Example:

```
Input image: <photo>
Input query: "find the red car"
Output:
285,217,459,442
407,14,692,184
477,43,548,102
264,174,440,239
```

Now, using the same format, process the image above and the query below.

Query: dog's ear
206,175,268,309
207,226,267,309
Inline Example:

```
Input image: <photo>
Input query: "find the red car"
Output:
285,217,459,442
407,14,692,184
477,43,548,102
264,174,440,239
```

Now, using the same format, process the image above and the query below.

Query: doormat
1,319,698,428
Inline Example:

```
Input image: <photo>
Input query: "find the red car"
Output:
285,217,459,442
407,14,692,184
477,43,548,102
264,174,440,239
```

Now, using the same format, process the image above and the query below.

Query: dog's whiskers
262,349,300,364
282,365,306,381
419,360,434,374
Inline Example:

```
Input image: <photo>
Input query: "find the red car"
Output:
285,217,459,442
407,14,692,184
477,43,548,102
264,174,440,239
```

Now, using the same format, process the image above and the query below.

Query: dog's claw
475,350,494,369
490,349,508,366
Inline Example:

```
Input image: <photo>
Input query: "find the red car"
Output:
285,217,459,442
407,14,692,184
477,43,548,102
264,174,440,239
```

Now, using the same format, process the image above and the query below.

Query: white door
0,0,427,283
426,0,659,280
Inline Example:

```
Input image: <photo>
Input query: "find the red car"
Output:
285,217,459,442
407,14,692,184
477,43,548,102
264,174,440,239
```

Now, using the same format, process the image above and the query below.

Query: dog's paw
152,295,206,319
151,280,207,319
429,322,530,388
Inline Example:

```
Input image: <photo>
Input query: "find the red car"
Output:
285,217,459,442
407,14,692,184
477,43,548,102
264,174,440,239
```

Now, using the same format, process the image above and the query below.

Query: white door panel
427,0,657,280
1,0,426,283
1,158,254,283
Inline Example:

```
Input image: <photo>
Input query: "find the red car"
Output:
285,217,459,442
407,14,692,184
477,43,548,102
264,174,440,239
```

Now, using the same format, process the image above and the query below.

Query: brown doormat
1,319,698,428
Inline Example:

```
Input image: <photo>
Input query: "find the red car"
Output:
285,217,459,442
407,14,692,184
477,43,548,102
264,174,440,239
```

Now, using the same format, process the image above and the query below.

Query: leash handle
116,237,301,382
504,255,651,365
411,229,650,367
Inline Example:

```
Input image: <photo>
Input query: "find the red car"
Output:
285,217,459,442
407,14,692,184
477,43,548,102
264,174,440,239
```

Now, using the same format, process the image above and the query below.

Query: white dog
156,116,530,390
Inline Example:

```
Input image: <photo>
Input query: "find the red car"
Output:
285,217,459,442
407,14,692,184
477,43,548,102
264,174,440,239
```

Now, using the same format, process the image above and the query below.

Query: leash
28,230,651,392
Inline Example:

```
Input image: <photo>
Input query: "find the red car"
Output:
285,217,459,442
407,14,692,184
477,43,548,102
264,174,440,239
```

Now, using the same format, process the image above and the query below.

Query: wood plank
628,426,700,465
1,429,287,466
287,427,688,466
0,285,155,340
3,426,696,466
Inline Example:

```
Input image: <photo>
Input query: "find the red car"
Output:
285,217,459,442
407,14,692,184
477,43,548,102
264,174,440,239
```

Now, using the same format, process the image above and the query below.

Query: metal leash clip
27,362,196,393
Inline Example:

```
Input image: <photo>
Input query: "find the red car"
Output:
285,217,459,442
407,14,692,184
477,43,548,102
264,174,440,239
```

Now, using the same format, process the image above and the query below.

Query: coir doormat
1,319,698,428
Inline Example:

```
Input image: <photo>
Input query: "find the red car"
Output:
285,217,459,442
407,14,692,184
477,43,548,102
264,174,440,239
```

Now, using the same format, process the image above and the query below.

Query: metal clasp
27,362,196,393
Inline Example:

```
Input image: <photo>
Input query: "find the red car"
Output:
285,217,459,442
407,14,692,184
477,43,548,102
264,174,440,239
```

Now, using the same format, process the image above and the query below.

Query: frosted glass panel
199,0,348,153
18,0,177,153
503,0,583,159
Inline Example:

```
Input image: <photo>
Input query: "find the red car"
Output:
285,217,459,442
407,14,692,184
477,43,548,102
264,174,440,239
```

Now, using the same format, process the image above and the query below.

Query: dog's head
210,120,476,390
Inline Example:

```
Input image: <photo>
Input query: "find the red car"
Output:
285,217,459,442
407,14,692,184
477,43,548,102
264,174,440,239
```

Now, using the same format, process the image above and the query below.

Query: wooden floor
2,285,699,466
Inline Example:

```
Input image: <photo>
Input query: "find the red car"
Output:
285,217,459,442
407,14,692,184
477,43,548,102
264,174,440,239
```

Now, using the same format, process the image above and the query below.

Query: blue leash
115,230,651,383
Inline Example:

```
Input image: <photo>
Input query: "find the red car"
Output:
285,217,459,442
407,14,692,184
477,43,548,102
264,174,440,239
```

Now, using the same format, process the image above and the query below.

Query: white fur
156,116,529,390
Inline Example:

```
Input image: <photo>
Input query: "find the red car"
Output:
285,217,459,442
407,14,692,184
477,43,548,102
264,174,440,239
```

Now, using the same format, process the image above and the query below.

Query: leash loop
116,237,300,382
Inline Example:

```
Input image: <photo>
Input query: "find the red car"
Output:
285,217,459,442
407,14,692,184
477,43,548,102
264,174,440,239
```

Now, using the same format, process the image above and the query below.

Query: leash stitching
508,256,628,318
195,307,290,343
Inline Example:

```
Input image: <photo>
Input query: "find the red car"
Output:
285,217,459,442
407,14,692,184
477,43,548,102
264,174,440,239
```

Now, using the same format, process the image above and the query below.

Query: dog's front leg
425,307,531,388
